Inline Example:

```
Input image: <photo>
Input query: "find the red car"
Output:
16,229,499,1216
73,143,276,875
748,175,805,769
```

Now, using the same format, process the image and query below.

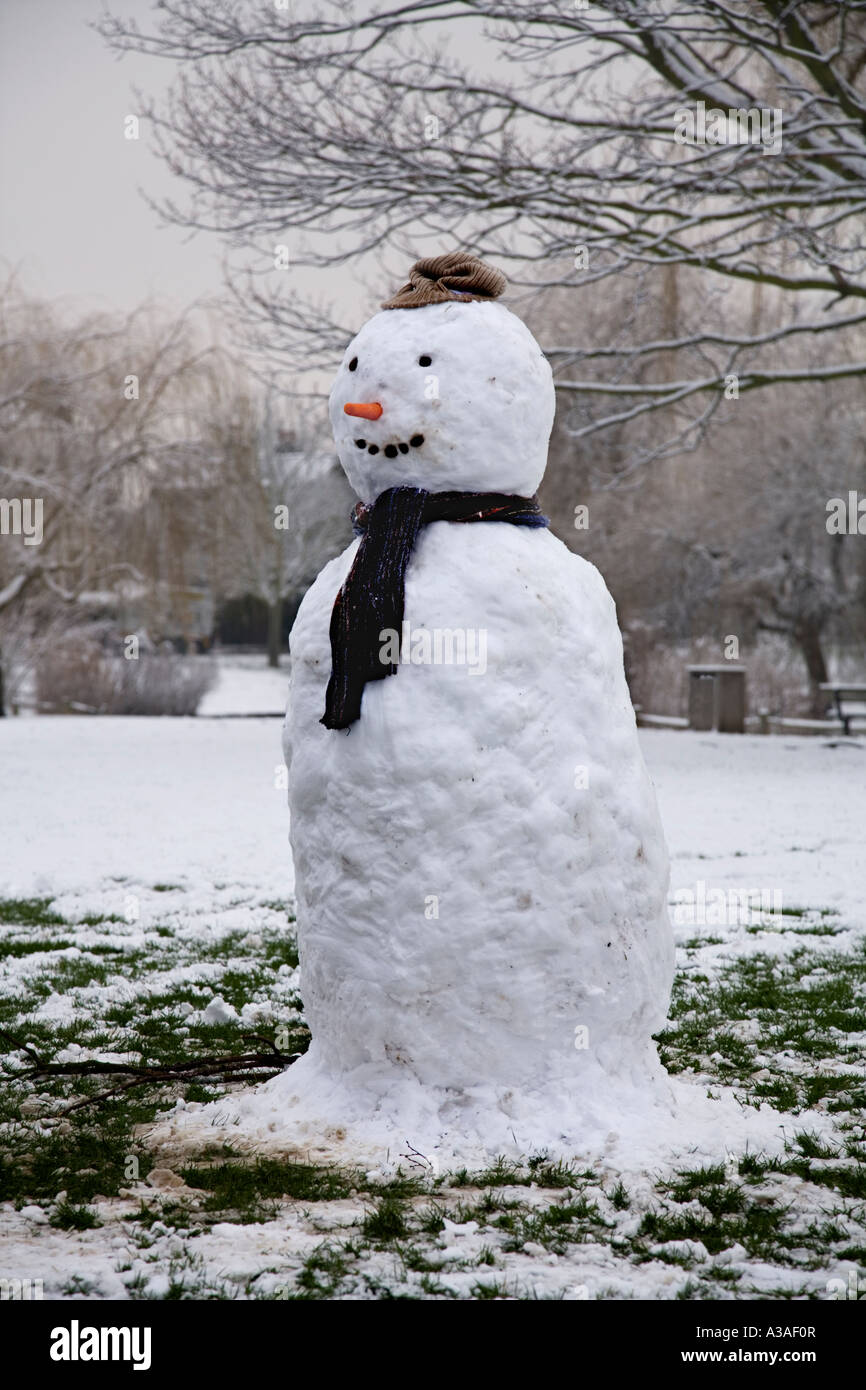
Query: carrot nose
344,401,383,420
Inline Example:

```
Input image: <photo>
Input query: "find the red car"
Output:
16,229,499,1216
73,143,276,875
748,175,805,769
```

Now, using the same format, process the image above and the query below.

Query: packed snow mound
145,1049,808,1176
287,525,673,1098
276,278,677,1145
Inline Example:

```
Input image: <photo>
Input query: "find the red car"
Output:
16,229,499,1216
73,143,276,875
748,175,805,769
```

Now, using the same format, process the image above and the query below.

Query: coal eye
418,354,432,367
348,356,358,371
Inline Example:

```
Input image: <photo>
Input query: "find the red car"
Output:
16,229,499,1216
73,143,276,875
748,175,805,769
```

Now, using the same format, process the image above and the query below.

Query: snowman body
284,297,674,1121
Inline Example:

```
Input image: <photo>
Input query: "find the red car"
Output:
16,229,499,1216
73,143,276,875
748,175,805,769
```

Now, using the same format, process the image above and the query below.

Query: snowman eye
418,354,432,367
348,356,358,371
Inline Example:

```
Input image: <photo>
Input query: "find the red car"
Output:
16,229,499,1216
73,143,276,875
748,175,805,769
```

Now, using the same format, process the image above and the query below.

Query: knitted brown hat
382,251,507,310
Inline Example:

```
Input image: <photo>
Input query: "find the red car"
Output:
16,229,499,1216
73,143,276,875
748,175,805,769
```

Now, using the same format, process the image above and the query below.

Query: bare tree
100,0,866,459
712,376,866,712
0,274,357,707
541,282,866,715
0,282,224,708
205,382,353,666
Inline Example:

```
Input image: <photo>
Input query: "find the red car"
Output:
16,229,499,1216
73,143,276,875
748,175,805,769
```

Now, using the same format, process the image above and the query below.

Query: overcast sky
0,0,570,351
0,0,505,334
0,0,230,315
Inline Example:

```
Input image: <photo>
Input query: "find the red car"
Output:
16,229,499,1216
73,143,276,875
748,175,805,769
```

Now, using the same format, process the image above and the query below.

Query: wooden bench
820,683,866,737
635,711,689,730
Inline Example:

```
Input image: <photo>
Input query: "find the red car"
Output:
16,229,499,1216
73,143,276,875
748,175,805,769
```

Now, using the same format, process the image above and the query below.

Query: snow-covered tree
0,281,225,708
207,384,353,666
100,0,866,462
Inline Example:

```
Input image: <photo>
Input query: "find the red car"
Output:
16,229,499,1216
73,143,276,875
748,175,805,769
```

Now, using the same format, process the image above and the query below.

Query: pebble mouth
354,435,424,457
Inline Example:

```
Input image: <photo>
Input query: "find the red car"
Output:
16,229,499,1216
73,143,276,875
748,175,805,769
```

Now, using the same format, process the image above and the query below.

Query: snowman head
329,254,555,501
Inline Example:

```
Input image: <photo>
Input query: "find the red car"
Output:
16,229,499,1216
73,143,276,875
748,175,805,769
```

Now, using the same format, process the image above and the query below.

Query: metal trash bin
687,665,746,733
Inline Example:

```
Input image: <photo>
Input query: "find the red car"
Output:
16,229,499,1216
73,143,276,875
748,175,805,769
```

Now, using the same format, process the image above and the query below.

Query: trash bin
687,665,746,733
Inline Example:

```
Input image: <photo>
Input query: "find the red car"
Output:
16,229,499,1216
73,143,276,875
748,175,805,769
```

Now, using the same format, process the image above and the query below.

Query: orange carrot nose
344,401,383,420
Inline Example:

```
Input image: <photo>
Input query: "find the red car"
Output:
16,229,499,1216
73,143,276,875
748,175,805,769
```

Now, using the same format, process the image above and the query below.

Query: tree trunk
267,598,282,668
794,620,829,717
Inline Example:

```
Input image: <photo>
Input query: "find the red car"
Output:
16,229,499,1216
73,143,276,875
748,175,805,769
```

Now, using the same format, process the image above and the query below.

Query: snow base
146,1044,803,1178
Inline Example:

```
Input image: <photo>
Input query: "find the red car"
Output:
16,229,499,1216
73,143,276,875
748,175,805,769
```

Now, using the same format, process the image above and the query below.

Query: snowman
279,253,675,1160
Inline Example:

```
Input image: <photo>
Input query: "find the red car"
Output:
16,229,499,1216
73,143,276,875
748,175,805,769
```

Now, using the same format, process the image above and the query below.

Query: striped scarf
321,486,548,730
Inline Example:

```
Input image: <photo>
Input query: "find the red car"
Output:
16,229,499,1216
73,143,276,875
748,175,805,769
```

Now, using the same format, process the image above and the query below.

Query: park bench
819,683,866,737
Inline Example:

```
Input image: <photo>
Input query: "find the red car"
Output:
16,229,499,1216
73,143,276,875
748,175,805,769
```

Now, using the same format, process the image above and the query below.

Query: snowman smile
352,434,425,458
343,401,425,457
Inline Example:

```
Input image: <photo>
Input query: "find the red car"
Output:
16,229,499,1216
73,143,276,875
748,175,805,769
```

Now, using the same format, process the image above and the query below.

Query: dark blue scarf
321,486,548,730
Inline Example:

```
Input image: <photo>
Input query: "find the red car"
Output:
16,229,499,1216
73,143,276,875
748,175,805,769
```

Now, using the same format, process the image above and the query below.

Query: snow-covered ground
2,711,861,937
654,729,865,939
0,668,864,1300
0,649,293,903
0,713,291,903
197,652,289,718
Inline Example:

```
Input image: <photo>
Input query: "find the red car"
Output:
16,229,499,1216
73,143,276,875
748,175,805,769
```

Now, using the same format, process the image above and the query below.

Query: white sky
0,0,507,334
0,0,231,314
0,0,530,338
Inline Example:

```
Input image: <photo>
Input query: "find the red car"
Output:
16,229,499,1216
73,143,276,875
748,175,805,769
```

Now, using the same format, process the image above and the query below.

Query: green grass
0,1099,157,1206
0,897,66,927
2,893,864,1300
449,1157,592,1190
361,1196,410,1242
181,1158,353,1217
0,939,76,960
50,1200,102,1231
631,1154,866,1273
0,894,308,1219
470,1279,509,1299
731,1148,866,1201
657,940,866,1117
293,1244,353,1299
128,1200,196,1231
418,1202,446,1235
498,1195,609,1255
639,1197,783,1260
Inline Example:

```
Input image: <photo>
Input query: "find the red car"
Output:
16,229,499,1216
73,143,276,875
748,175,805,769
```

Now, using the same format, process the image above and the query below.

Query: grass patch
0,897,65,927
0,939,75,960
50,1200,102,1231
181,1158,353,1216
470,1279,509,1299
0,1098,157,1205
293,1244,353,1299
636,1149,866,1271
657,941,866,1118
499,1195,609,1254
2,885,863,1300
449,1157,591,1190
361,1196,409,1242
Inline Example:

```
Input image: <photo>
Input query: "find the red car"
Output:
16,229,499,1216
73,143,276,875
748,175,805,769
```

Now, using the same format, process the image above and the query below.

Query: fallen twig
3,1028,308,1115
0,1027,47,1066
